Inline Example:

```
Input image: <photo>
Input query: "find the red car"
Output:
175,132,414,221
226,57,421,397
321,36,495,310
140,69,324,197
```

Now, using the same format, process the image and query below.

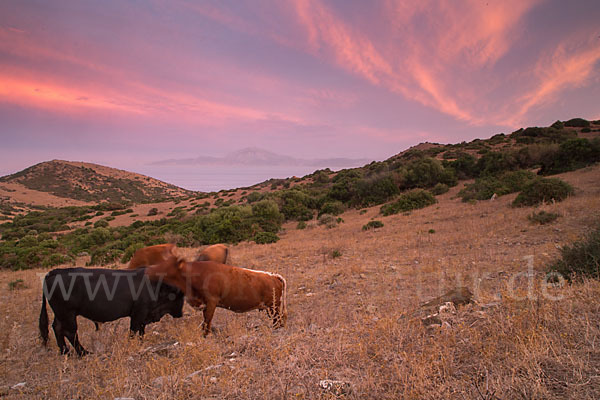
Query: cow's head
145,256,187,291
148,283,184,322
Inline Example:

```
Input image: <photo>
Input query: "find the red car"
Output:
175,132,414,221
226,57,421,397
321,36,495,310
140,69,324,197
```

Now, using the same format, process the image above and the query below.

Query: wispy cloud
512,37,600,124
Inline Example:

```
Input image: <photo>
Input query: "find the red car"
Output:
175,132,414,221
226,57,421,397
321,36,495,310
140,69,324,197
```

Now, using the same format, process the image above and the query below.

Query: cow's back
128,244,176,269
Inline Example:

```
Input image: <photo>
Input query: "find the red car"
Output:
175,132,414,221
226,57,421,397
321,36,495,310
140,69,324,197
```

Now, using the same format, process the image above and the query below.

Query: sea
129,164,328,192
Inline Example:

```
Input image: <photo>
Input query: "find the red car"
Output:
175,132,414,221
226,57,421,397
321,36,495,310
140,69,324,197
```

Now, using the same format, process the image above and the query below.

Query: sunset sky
1,0,599,183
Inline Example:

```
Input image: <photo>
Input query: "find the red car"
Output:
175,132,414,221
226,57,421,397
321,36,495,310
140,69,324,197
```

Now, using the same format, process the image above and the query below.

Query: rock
420,287,473,309
438,302,456,315
319,379,352,396
209,377,218,384
11,382,26,390
141,340,179,357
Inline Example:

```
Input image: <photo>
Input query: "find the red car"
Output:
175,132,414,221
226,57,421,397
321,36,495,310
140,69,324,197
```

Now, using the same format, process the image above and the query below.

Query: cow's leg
62,316,89,356
52,318,69,355
129,309,148,337
202,301,217,337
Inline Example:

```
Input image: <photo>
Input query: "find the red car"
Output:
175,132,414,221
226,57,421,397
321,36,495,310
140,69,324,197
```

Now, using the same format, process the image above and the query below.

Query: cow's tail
39,289,49,347
224,246,230,264
276,274,287,326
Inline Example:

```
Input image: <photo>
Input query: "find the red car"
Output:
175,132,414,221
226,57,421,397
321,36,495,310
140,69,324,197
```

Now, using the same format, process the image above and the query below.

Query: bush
352,175,400,207
279,189,314,221
362,220,384,230
548,225,600,280
147,207,158,216
476,151,519,176
331,250,342,258
564,118,590,128
380,190,437,216
402,158,457,189
94,219,109,228
528,211,559,225
296,221,307,230
431,183,449,195
458,170,537,202
512,178,574,207
318,214,339,229
253,231,279,244
538,138,600,175
318,201,345,217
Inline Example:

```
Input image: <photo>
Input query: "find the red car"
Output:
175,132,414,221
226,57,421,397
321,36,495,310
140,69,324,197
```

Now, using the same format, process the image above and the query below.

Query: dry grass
1,166,600,399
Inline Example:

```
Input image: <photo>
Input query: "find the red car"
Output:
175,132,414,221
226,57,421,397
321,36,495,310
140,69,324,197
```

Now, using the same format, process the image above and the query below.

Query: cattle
127,243,177,269
39,267,184,356
195,243,229,264
145,256,287,336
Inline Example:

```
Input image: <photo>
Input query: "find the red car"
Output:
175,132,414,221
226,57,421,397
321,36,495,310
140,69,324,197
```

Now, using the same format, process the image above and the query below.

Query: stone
319,379,352,396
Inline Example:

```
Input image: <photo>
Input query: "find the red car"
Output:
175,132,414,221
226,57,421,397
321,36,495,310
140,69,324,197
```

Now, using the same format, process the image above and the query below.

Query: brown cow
127,244,177,269
195,244,228,264
145,256,287,336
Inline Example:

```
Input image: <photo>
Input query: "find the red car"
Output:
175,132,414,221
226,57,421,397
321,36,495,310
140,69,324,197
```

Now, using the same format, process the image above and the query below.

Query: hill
0,160,193,205
1,163,599,398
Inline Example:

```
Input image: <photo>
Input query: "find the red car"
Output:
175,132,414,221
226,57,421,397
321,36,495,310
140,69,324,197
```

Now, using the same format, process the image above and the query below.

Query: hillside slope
0,160,193,204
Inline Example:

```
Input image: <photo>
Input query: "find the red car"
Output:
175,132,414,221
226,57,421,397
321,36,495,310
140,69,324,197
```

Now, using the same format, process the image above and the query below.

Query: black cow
39,267,184,356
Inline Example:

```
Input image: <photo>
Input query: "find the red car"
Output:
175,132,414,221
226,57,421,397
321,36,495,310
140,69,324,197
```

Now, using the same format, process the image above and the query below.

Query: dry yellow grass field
1,165,600,399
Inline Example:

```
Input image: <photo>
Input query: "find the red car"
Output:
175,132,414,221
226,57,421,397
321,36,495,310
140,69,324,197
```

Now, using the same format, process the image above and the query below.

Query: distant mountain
0,160,192,204
150,147,370,168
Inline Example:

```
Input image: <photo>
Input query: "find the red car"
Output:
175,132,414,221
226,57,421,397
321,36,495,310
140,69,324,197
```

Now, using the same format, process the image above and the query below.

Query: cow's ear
177,259,185,270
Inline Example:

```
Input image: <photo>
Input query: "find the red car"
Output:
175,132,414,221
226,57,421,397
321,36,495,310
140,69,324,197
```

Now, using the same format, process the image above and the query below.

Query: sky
1,0,599,188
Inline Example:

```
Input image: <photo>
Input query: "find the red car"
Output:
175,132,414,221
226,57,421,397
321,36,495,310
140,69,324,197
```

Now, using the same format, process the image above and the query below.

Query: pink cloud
511,37,600,124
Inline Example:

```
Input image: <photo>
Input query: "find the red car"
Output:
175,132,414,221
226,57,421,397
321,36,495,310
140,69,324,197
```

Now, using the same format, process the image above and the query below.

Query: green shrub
528,211,559,225
42,253,69,268
8,279,27,290
380,190,437,216
362,220,384,231
476,151,520,176
279,189,314,221
94,219,109,228
253,231,279,244
318,201,345,217
512,178,574,207
296,221,307,230
318,214,339,229
443,153,478,179
431,183,449,195
352,175,400,207
359,210,367,215
332,249,342,258
550,120,564,130
402,158,457,189
538,138,600,175
458,170,536,202
428,229,436,234
251,200,284,233
564,118,590,128
147,208,158,216
245,192,263,203
548,225,600,280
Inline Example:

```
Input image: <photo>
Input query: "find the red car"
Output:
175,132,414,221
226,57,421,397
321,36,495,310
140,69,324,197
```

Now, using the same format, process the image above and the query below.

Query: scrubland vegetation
3,119,598,271
0,118,600,398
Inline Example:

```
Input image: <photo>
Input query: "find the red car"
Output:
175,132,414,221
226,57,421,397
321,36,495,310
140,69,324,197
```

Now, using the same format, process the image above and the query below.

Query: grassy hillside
0,160,192,204
1,164,599,398
1,118,599,270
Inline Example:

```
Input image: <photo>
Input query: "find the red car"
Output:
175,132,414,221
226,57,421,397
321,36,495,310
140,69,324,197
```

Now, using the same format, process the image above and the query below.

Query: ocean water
130,165,325,192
